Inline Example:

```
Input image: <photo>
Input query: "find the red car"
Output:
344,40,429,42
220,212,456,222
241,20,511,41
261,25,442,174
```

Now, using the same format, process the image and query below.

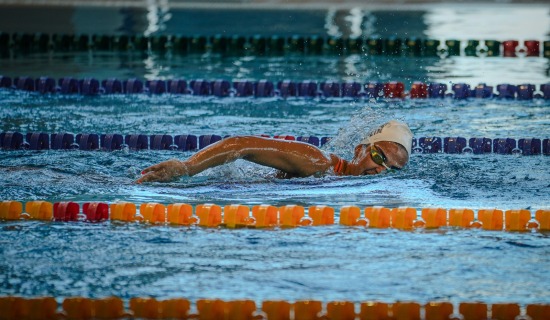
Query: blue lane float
3,75,547,100
76,133,100,150
199,135,222,150
255,80,274,97
168,79,188,94
150,134,173,150
36,77,56,94
234,80,254,97
80,78,100,95
466,138,493,154
1,131,549,156
24,133,49,150
59,77,80,94
320,81,340,98
190,79,211,96
51,133,75,150
174,135,198,151
124,78,144,94
443,137,467,154
125,134,149,150
100,134,124,151
0,132,24,150
102,78,123,94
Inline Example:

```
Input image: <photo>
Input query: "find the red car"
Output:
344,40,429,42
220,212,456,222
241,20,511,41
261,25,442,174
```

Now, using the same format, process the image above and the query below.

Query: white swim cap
360,120,413,155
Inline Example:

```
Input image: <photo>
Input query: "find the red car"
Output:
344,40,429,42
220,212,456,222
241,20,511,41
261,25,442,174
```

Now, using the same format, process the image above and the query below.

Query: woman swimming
137,120,413,183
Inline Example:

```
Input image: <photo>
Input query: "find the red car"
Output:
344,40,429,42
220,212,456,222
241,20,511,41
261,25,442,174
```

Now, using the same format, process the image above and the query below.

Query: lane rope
0,296,548,320
1,32,549,58
1,76,549,99
1,200,549,232
1,132,549,155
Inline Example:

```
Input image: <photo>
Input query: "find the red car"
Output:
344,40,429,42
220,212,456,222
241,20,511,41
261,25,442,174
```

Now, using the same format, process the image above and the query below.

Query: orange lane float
308,205,335,226
535,209,550,231
159,299,191,319
129,297,160,319
25,201,53,221
130,297,190,319
62,297,126,319
339,206,364,226
391,302,421,320
225,300,257,320
390,207,417,229
196,204,222,227
167,203,195,225
476,209,504,230
360,301,390,320
527,303,550,320
0,296,57,320
424,302,453,320
0,201,22,220
0,297,548,320
195,299,257,320
293,300,322,320
139,202,166,224
279,205,305,227
222,204,251,228
62,297,94,319
262,300,291,320
504,209,531,231
92,297,126,319
326,301,356,320
459,302,488,320
448,208,475,228
364,206,391,228
196,299,226,319
491,303,520,320
252,205,279,228
110,202,136,222
421,208,448,228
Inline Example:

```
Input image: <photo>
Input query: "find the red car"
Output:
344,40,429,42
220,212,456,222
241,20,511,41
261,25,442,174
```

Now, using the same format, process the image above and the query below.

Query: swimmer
136,120,413,183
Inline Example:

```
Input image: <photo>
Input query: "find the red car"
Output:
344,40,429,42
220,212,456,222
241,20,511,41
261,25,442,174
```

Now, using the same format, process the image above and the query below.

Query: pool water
1,2,550,307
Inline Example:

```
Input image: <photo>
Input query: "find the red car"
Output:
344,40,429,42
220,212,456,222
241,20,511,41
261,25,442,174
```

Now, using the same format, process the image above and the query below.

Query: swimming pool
1,2,549,319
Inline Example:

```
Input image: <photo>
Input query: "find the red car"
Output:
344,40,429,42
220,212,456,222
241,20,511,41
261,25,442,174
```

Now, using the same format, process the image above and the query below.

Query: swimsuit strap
333,158,345,176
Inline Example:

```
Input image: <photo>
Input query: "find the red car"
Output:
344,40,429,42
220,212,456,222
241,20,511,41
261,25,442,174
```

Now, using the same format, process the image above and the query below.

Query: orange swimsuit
333,158,346,176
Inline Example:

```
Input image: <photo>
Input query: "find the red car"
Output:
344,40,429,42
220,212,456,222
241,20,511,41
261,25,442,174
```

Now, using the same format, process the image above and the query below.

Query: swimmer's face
353,141,409,175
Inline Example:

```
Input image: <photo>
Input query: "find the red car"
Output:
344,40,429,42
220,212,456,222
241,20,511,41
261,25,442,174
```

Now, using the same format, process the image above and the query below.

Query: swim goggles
370,144,400,171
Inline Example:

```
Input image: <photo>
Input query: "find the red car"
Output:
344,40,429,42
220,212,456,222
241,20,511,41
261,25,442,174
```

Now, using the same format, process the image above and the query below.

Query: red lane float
53,201,79,222
83,202,109,222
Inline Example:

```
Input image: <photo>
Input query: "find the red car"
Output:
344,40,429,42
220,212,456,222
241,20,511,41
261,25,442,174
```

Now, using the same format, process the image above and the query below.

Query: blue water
1,3,550,308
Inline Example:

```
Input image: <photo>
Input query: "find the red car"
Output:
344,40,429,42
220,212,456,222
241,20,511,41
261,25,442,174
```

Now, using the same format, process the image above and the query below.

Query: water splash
322,103,395,158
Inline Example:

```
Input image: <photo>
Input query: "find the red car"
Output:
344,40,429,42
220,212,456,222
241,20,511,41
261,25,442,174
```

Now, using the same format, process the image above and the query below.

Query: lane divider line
1,132,549,155
2,32,549,58
0,296,548,320
2,201,549,232
1,76,549,99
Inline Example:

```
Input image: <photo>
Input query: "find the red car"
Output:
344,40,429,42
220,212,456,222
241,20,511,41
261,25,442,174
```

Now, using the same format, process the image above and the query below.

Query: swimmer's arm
137,136,340,183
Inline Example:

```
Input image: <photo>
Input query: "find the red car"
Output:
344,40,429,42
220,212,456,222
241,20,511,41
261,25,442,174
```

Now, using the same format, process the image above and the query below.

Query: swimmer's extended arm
136,136,340,183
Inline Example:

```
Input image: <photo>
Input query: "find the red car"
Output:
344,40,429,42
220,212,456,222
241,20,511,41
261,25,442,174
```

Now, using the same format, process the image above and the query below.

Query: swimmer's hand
136,159,187,184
